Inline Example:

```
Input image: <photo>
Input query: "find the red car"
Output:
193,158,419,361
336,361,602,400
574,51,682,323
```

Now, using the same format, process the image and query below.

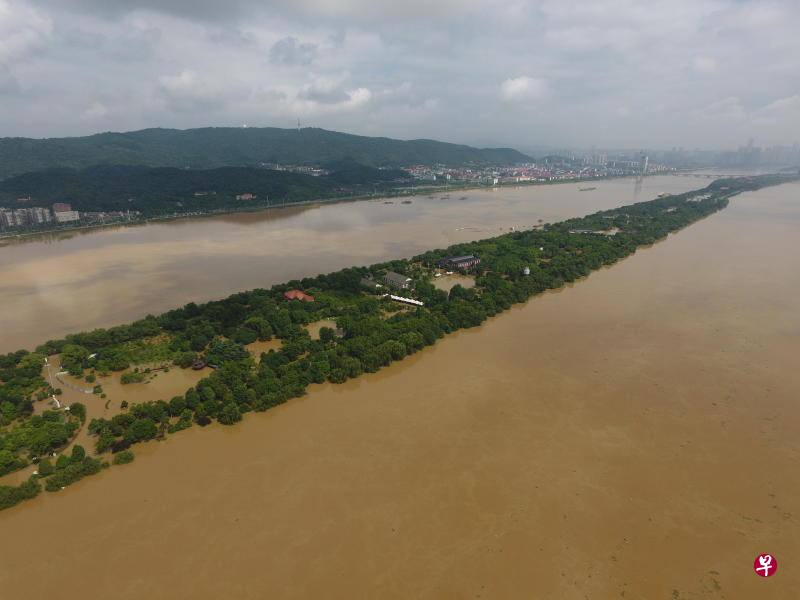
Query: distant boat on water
579,187,597,192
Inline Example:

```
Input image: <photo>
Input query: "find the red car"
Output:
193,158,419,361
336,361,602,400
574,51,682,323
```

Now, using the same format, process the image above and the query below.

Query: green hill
0,127,531,180
0,164,409,215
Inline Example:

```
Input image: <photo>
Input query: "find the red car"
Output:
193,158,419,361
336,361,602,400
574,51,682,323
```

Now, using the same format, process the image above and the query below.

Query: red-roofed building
283,289,315,302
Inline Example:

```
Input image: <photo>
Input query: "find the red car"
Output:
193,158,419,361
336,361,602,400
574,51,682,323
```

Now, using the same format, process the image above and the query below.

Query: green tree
37,457,54,477
218,403,242,425
61,344,90,376
125,418,158,443
70,445,86,463
113,450,135,465
68,402,86,422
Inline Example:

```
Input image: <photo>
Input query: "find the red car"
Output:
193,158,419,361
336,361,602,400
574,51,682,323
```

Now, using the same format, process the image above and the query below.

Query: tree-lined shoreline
1,172,796,511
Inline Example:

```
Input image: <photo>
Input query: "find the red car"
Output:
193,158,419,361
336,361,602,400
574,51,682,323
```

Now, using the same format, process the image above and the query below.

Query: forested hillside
0,163,408,215
0,127,531,180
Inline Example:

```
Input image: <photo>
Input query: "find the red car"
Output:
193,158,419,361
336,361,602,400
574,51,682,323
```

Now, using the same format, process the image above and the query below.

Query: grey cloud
0,1,53,63
298,81,350,104
157,70,243,113
269,36,318,66
31,0,251,20
0,67,21,95
254,89,288,102
33,0,486,25
6,0,800,149
206,27,258,48
106,28,162,62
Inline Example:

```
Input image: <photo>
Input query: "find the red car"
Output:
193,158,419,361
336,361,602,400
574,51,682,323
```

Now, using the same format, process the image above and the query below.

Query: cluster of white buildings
0,206,53,228
0,201,80,230
403,159,652,186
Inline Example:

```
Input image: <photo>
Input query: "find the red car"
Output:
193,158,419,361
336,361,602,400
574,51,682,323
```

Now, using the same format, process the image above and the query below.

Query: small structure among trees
383,271,413,290
439,255,481,271
283,289,315,302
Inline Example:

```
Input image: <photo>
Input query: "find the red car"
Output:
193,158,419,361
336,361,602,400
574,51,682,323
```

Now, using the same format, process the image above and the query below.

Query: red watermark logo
754,554,777,577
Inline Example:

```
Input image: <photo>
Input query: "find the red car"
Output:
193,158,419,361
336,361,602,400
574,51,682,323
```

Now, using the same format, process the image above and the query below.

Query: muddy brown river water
0,176,703,354
1,178,798,599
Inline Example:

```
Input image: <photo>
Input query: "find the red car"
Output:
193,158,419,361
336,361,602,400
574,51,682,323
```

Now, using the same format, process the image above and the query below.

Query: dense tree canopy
0,126,530,181
0,163,409,216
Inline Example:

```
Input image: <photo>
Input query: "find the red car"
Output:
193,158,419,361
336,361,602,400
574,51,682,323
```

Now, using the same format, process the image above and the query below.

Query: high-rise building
30,207,52,224
54,210,80,223
0,209,17,228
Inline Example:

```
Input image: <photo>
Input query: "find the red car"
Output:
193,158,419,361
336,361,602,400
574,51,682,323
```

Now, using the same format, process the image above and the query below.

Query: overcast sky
1,0,798,150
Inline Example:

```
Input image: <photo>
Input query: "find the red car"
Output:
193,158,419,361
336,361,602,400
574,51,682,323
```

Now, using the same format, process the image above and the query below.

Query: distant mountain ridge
0,127,531,180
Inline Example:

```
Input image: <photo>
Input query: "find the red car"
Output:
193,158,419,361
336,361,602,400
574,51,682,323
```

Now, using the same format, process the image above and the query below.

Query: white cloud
500,76,547,102
158,69,244,113
695,97,745,121
0,0,53,63
285,73,371,114
692,55,717,73
756,94,800,116
752,95,800,125
81,101,109,120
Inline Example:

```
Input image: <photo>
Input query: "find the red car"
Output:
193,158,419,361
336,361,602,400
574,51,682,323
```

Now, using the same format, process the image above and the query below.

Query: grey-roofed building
383,271,413,290
439,255,481,271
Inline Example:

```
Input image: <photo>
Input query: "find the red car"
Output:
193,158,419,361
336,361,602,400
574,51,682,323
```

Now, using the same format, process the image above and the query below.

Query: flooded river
1,178,798,598
0,176,703,354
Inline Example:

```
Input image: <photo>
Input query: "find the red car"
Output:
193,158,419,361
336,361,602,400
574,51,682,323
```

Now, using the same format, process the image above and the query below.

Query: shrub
68,402,86,422
45,457,107,492
37,458,54,477
120,371,146,384
113,450,135,465
0,477,41,511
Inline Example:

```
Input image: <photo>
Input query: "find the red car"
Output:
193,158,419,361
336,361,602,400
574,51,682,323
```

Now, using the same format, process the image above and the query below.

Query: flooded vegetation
0,180,797,596
1,176,798,598
432,273,476,292
304,320,339,340
0,176,707,355
245,339,284,361
1,174,789,507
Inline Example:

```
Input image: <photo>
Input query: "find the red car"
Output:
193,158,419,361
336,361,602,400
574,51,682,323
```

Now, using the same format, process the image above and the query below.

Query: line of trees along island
0,172,796,510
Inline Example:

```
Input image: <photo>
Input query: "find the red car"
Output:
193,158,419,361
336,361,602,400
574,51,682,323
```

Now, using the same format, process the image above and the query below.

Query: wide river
1,175,798,599
1,175,707,354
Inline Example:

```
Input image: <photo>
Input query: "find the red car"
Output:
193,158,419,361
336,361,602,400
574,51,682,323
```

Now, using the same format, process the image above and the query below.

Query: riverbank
0,174,763,355
0,174,634,243
1,179,797,598
2,173,792,513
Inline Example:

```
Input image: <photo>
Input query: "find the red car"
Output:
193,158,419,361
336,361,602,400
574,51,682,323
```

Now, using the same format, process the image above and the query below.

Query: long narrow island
1,172,796,511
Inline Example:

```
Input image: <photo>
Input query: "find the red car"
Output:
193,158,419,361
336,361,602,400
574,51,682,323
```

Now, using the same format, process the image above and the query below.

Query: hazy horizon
4,123,798,157
1,1,799,151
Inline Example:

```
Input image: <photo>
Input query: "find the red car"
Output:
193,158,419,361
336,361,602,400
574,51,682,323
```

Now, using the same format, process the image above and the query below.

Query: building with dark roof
383,271,413,290
439,255,481,271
